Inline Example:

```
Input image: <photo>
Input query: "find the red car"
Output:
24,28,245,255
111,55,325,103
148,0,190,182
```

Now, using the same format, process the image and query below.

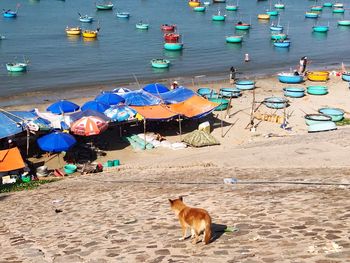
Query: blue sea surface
0,0,349,99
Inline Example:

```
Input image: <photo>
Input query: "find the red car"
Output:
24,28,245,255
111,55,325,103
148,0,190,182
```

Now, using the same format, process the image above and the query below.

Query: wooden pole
143,119,146,150
178,115,182,141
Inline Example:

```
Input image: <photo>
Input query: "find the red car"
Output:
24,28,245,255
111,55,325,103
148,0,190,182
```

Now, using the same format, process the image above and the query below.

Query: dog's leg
192,231,199,244
179,225,187,241
191,228,195,239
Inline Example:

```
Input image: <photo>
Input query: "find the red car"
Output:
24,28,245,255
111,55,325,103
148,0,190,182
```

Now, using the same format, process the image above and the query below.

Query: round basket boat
151,59,170,69
193,6,206,12
305,12,319,18
274,3,285,9
64,164,77,174
235,23,251,30
197,87,217,97
306,85,328,95
307,71,329,82
235,80,255,90
338,20,350,26
318,108,345,122
283,87,305,98
258,14,270,20
271,33,287,40
278,73,304,83
136,23,149,30
226,35,243,43
212,15,226,21
164,42,183,51
219,87,241,98
266,10,278,16
263,97,288,109
209,98,230,111
333,8,345,13
323,2,333,7
342,72,350,81
313,25,329,33
304,114,332,126
226,5,238,11
311,6,323,11
307,121,337,133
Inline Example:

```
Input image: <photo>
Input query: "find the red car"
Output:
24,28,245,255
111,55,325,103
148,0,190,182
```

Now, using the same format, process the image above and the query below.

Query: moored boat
235,22,251,30
82,29,99,38
258,14,270,20
270,24,283,31
263,97,288,109
219,87,241,97
188,0,201,7
65,26,81,35
96,2,114,10
136,22,149,30
3,10,17,18
318,107,345,121
274,3,285,9
116,12,130,18
226,5,238,11
203,1,211,5
323,2,333,7
273,39,291,48
305,12,319,18
283,87,305,98
212,11,226,21
271,33,287,40
164,42,183,51
333,2,344,8
266,10,278,16
151,59,170,69
338,20,350,26
333,8,345,13
312,25,329,32
226,35,243,43
6,62,28,72
193,6,206,12
213,0,226,3
161,24,176,31
307,71,329,81
278,72,303,83
79,14,93,23
164,33,180,43
306,85,328,95
310,5,323,11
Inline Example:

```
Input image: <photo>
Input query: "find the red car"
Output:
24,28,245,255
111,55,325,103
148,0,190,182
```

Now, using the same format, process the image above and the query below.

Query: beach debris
55,209,63,213
254,112,285,124
224,226,239,233
182,130,220,147
52,199,64,204
223,178,238,184
123,218,137,224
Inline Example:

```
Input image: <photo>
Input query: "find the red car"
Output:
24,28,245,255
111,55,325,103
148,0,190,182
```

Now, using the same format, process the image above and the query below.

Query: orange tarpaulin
0,147,25,172
131,95,218,120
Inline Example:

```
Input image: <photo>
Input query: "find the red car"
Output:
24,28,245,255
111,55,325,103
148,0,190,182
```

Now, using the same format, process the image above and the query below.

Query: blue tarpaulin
158,87,195,104
143,83,169,94
122,90,161,106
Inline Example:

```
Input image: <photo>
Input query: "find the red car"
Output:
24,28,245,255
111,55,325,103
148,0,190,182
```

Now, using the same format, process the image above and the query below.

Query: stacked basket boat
163,31,183,51
305,108,344,133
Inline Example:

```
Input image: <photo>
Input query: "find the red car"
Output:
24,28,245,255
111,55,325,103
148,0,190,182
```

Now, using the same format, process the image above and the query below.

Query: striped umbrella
104,105,137,122
70,116,108,136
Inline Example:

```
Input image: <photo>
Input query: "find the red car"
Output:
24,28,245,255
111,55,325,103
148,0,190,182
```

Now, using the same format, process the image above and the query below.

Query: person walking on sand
299,56,308,75
170,81,179,90
229,67,237,84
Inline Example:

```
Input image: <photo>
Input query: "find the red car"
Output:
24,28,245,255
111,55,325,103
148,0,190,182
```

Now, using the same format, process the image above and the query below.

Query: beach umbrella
81,100,110,113
143,83,169,94
104,105,137,122
112,87,131,95
70,116,108,136
47,100,80,115
123,90,161,106
37,131,76,153
95,91,125,106
69,109,110,123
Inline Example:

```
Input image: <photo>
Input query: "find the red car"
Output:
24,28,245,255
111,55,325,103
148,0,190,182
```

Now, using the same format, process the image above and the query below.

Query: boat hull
96,4,113,10
226,5,238,11
313,26,329,32
193,6,206,12
307,71,329,81
212,15,225,21
6,63,27,72
278,74,303,83
266,10,278,16
82,31,97,38
151,59,170,69
3,12,17,18
306,85,328,95
197,88,217,97
305,12,319,18
319,108,345,122
235,24,250,30
164,43,183,51
219,88,241,97
188,1,200,7
79,17,93,23
258,14,270,20
333,8,345,13
273,41,290,48
271,33,287,40
263,97,288,109
235,80,255,90
342,73,350,81
323,3,333,7
226,36,243,43
307,121,337,133
116,13,130,18
283,87,305,98
338,20,350,26
274,4,285,9
305,114,332,126
136,23,149,29
311,6,323,11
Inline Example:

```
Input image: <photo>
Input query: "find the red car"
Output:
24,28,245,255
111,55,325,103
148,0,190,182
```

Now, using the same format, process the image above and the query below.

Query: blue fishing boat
225,35,243,43
6,62,28,72
219,87,241,97
342,72,350,81
278,72,303,83
164,42,183,51
338,20,350,26
235,22,251,30
283,87,305,98
273,39,291,48
318,108,344,121
116,12,130,18
304,114,332,126
212,10,226,21
313,25,329,32
323,2,333,7
235,79,255,90
333,8,345,13
307,121,337,132
271,33,287,40
3,9,18,18
193,6,206,12
79,14,93,23
151,59,170,68
310,5,323,11
197,87,217,97
136,22,149,29
306,85,328,95
305,12,319,18
263,97,288,109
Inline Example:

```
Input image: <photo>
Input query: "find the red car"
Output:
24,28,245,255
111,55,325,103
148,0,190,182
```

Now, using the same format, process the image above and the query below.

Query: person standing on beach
299,56,308,74
170,81,179,90
229,67,236,84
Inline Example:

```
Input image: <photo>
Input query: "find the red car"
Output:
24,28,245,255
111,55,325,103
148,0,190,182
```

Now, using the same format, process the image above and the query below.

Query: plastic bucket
113,160,120,166
21,176,31,183
64,164,77,174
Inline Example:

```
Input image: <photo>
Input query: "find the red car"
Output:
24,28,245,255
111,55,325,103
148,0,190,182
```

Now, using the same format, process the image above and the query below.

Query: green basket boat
164,42,183,51
209,98,230,111
323,2,333,7
225,35,243,43
271,33,287,40
151,59,170,69
306,85,328,95
193,6,206,12
266,10,278,16
333,8,345,13
6,62,28,72
235,23,251,30
338,20,350,26
313,25,329,32
226,5,238,11
136,23,149,29
96,3,114,10
212,14,226,21
311,6,323,11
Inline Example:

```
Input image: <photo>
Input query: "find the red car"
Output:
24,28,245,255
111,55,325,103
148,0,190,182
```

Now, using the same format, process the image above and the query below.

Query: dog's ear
168,199,173,204
179,196,183,201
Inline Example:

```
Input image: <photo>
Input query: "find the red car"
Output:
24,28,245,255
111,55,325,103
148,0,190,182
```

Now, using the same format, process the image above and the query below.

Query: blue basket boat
305,12,319,18
193,6,206,12
6,62,28,72
342,72,350,81
235,80,255,90
306,85,328,95
283,87,305,98
304,114,332,126
79,15,93,23
278,73,303,83
273,40,291,48
116,12,130,18
226,35,243,43
151,59,170,69
333,8,345,13
318,108,345,122
219,87,241,97
270,24,283,31
164,42,183,51
263,97,288,109
197,87,217,97
307,121,337,133
266,10,279,16
136,23,149,29
323,2,333,7
338,20,350,26
313,25,329,32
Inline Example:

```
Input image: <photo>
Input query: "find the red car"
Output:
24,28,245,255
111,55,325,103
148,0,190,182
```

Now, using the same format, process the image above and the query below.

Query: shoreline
1,63,343,110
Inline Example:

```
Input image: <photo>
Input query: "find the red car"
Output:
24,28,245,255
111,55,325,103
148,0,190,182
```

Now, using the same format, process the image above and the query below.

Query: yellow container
82,30,98,38
307,71,329,82
258,14,270,20
189,1,200,7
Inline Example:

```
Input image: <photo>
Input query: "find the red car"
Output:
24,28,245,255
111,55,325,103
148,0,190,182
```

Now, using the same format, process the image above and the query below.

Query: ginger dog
169,197,212,244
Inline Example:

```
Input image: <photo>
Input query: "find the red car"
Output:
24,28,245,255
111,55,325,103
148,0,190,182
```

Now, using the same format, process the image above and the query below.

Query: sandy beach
1,70,350,262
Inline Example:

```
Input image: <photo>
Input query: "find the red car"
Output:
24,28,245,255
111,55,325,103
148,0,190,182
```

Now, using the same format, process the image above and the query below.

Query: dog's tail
204,216,212,245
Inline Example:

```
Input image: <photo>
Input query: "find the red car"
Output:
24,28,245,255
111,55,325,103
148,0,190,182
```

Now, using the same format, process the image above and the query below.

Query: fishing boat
219,88,241,97
333,2,344,8
193,6,206,12
161,24,176,31
151,59,170,69
116,12,130,18
270,24,283,31
278,72,303,83
283,87,305,98
136,22,149,30
333,8,345,13
203,1,211,5
266,10,278,16
82,29,99,38
310,5,323,11
3,5,20,18
235,22,251,30
258,14,270,20
79,14,93,23
0,34,5,40
213,0,226,3
164,42,183,51
226,1,239,11
323,2,333,7
225,35,243,43
188,0,201,7
212,10,226,21
65,26,81,35
319,108,344,121
342,72,350,81
305,12,319,18
263,97,288,109
271,33,287,40
96,2,114,10
338,20,350,26
274,2,285,9
6,62,28,72
307,121,337,133
164,33,180,43
304,114,332,126
307,85,328,95
307,71,329,81
312,25,329,32
235,80,255,90
273,39,290,48
209,98,229,111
